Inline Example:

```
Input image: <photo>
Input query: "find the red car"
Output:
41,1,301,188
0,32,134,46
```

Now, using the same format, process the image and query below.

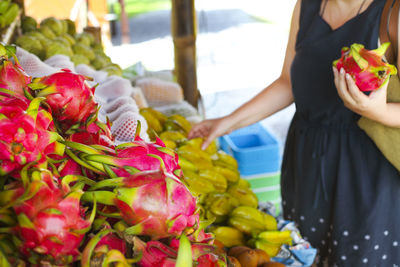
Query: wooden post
118,0,130,44
171,0,199,108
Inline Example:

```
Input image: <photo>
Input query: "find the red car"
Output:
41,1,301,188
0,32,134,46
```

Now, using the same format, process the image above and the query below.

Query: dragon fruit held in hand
333,42,397,92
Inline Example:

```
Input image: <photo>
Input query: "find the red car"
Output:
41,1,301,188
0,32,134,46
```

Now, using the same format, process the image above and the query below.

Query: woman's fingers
345,73,368,105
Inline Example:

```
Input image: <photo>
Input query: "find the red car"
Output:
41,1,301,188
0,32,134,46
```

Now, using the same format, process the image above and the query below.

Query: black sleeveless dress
281,0,400,266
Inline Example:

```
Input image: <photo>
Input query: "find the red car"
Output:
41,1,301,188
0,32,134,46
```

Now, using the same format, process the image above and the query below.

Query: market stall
0,1,316,266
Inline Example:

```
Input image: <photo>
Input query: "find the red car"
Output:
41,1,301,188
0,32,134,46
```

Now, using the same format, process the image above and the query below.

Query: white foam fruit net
135,77,183,105
15,47,151,145
44,55,75,71
107,103,139,122
16,47,59,77
102,96,137,113
95,76,134,102
111,111,149,143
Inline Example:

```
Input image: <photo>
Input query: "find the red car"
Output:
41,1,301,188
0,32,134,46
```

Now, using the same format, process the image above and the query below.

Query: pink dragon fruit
29,69,98,131
69,118,115,147
81,228,128,267
133,236,226,267
0,95,64,176
0,44,31,97
10,170,95,265
84,169,199,239
82,134,180,176
333,42,397,91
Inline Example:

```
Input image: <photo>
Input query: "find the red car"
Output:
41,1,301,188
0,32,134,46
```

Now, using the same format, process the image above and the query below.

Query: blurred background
106,0,297,145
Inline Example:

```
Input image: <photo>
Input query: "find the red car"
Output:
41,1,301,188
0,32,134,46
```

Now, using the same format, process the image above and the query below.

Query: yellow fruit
178,157,198,172
168,114,192,134
255,240,281,257
257,230,292,246
160,131,187,144
213,151,238,170
208,193,239,216
139,108,163,133
213,226,245,248
263,213,278,231
227,185,258,208
184,137,203,148
162,139,177,149
214,166,240,183
228,216,266,236
178,145,212,161
143,107,168,124
230,206,266,225
236,178,251,189
199,169,228,192
182,170,215,196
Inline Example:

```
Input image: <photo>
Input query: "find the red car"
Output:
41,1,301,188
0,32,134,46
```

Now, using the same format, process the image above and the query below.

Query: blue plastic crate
219,123,281,175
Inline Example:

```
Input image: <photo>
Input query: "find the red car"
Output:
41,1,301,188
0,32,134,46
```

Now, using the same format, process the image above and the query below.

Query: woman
188,0,400,266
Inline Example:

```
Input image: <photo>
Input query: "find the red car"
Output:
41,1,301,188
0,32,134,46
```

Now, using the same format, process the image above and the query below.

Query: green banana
212,226,245,248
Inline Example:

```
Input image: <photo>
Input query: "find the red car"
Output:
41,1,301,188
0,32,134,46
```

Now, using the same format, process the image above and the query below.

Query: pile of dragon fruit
0,44,226,266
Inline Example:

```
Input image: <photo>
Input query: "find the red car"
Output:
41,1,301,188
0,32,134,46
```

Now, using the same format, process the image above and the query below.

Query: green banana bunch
212,226,245,248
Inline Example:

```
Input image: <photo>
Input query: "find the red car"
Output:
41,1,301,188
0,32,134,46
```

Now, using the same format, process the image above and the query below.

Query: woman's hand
333,67,388,122
188,116,233,150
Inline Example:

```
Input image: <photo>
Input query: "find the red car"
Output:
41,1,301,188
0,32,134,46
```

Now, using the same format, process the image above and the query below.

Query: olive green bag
357,0,400,171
